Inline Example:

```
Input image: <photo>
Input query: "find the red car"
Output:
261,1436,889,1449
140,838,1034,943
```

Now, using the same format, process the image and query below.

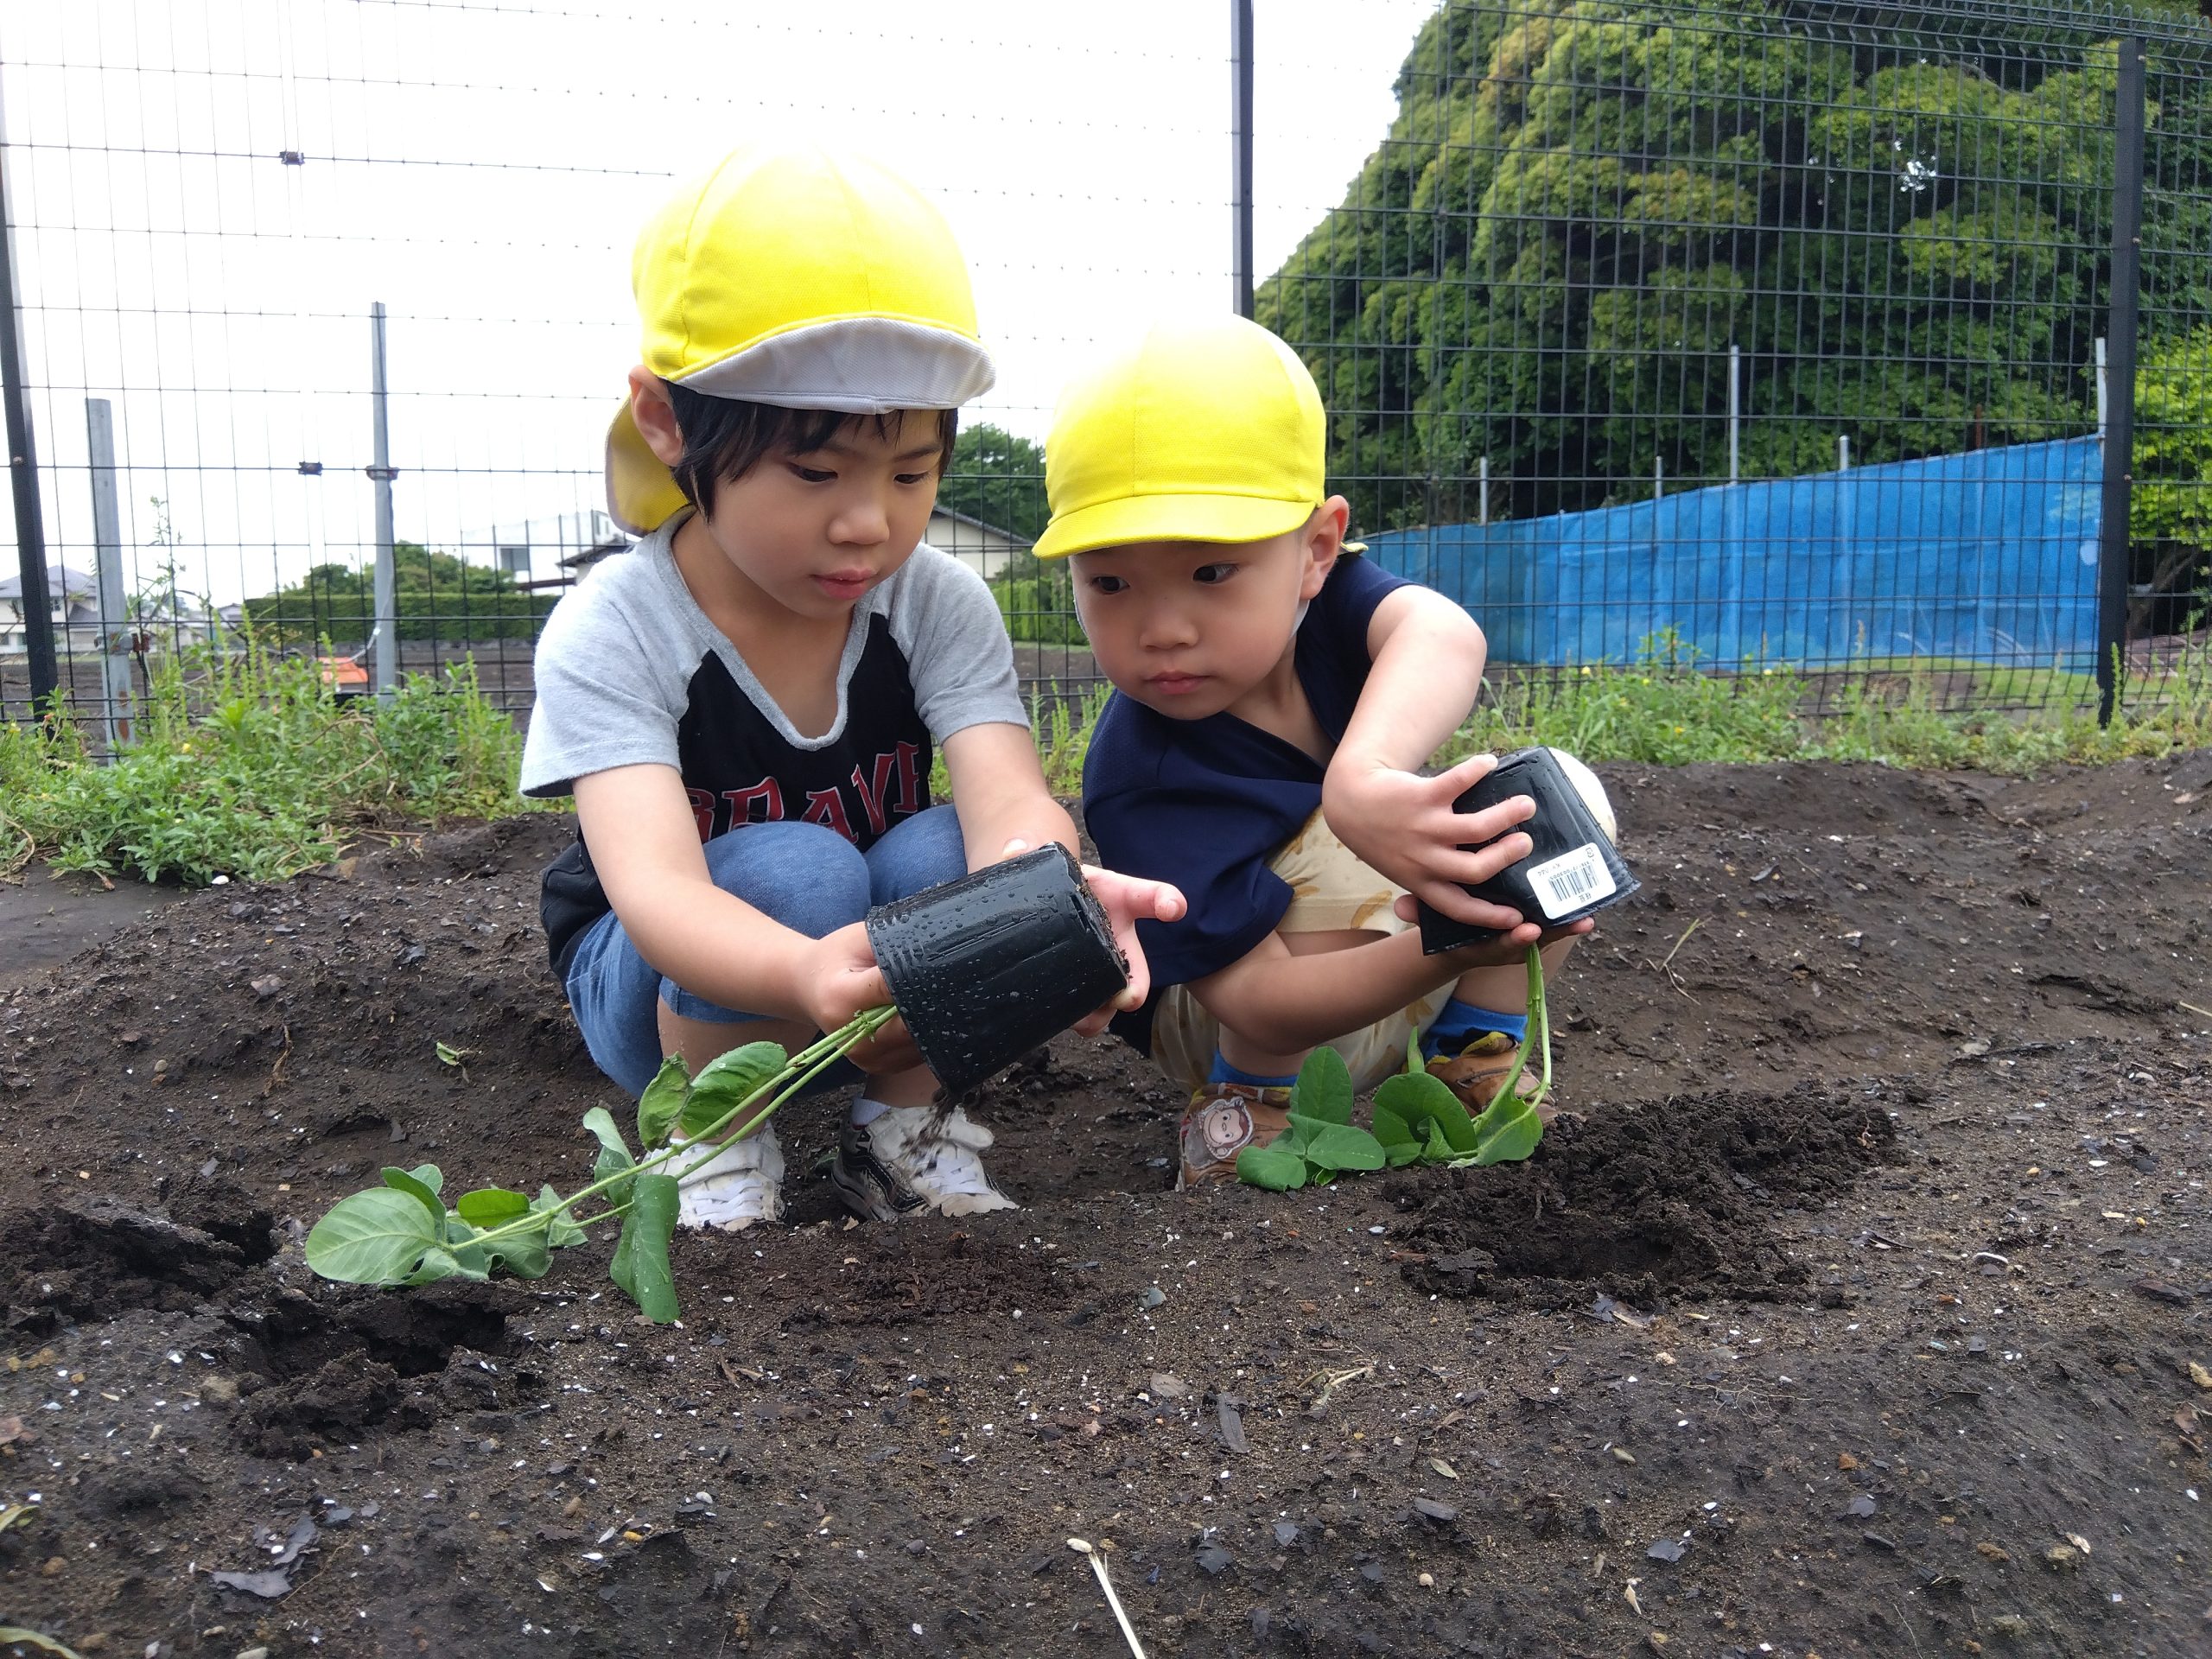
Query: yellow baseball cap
1033,314,1330,561
606,144,996,535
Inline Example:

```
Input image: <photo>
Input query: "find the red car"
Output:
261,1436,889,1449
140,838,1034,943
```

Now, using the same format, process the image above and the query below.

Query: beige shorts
1148,811,1452,1094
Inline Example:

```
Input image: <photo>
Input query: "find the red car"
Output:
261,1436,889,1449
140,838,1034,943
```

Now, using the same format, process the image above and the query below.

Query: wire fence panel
3,0,2210,740
1263,0,2212,713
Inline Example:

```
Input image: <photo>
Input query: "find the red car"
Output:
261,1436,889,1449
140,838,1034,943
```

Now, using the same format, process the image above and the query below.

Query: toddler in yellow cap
1040,314,1613,1187
521,146,1183,1229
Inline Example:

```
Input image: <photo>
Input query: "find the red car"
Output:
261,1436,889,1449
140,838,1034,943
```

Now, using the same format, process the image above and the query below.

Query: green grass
0,635,530,886
1446,632,2212,775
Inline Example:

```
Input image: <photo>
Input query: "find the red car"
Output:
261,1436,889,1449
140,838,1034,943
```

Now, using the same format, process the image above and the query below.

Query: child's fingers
843,1014,921,1075
1436,791,1537,848
1425,750,1501,801
1412,879,1529,931
1428,831,1535,889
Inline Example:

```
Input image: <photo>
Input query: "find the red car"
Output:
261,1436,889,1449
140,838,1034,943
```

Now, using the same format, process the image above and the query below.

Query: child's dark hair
664,382,959,516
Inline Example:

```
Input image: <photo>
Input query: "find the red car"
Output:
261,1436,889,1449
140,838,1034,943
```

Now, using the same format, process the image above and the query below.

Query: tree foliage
1257,0,2212,541
243,543,554,644
938,423,1049,542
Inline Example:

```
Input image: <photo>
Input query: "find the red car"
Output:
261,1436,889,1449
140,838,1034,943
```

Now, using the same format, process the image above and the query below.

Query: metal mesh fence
3,0,2210,741
1261,0,2212,713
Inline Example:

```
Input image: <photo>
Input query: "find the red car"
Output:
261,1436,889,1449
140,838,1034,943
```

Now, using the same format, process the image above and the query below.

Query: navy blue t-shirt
1082,554,1410,1052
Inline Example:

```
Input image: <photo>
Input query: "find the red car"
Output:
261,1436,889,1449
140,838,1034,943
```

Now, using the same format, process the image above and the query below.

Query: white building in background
0,564,99,654
926,505,1031,580
466,510,632,587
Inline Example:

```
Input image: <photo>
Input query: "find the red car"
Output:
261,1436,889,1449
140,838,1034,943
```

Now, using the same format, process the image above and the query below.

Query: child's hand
1389,901,1595,963
796,923,922,1075
998,839,1186,1034
1325,751,1542,931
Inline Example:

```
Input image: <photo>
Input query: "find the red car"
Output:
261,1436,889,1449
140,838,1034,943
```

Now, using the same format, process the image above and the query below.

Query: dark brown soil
3,756,2211,1657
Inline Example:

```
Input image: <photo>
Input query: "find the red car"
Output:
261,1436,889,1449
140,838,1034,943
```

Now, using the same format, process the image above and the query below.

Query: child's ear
627,366,686,466
1296,497,1351,600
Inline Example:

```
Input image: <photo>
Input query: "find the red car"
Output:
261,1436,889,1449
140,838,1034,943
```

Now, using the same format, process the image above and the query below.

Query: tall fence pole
368,301,398,699
2097,40,2145,726
0,71,55,716
85,398,133,749
1726,343,1741,486
1230,0,1255,320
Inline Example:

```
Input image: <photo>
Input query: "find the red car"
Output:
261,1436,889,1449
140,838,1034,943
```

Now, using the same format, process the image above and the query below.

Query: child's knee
699,821,872,937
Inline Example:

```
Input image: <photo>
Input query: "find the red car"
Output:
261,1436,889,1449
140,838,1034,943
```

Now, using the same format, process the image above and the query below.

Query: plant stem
1521,944,1553,1113
467,1005,895,1249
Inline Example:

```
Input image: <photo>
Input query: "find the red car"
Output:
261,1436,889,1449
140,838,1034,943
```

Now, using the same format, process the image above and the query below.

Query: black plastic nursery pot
864,842,1128,1097
1417,746,1640,954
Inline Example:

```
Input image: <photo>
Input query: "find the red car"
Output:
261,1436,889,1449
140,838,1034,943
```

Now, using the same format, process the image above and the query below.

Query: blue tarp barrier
1364,436,2102,670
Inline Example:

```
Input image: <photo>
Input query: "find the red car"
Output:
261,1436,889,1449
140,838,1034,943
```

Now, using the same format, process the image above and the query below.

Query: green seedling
1236,945,1552,1191
306,1006,893,1324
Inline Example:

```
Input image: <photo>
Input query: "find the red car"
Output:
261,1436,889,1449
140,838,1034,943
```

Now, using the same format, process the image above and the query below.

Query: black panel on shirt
541,613,934,976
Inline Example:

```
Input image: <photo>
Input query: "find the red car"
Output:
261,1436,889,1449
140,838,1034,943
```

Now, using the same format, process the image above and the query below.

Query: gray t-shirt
522,513,1027,971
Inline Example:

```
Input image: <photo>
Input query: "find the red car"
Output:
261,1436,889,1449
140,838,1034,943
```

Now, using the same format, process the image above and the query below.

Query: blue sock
1421,998,1528,1062
1206,1052,1299,1090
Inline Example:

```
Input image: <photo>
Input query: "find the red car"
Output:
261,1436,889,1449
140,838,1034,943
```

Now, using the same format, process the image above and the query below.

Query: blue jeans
563,805,967,1100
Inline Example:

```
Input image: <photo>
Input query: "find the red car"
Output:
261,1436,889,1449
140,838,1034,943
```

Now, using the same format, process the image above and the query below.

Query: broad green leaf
1468,1094,1544,1166
1289,1046,1353,1125
1235,1140,1309,1191
483,1225,551,1281
582,1106,637,1203
438,1217,493,1278
1375,1071,1478,1154
1277,1113,1318,1156
681,1041,789,1139
379,1165,446,1230
610,1171,680,1324
454,1186,531,1227
307,1188,443,1286
1422,1118,1455,1163
1300,1121,1388,1173
403,1244,469,1285
636,1056,690,1151
1370,1106,1423,1167
534,1185,588,1249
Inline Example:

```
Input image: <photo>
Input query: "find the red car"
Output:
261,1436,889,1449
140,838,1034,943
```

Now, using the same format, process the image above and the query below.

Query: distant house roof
0,564,96,602
929,505,1033,545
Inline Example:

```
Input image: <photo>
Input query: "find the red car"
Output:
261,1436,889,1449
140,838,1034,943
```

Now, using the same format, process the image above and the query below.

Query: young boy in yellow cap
521,146,1183,1227
1035,314,1613,1187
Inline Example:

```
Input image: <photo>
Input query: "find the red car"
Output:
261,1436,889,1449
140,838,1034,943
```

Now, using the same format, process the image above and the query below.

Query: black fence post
2098,36,2146,727
1230,0,1255,320
0,72,56,719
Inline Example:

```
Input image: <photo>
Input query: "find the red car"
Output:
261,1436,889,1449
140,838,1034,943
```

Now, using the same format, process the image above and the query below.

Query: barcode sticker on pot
1528,843,1615,920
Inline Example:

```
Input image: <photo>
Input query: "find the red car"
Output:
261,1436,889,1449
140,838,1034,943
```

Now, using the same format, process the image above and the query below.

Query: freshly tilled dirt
2,756,2209,1656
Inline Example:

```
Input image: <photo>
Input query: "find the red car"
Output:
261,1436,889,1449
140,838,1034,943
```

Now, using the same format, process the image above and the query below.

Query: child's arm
1188,912,1591,1058
939,721,1185,1015
1322,586,1536,928
573,764,919,1071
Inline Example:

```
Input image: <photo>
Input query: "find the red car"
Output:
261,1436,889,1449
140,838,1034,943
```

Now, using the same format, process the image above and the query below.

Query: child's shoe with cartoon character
1426,1031,1571,1126
1178,1082,1293,1189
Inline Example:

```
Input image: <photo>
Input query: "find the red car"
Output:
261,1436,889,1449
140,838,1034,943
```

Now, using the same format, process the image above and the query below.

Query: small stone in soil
1847,1493,1878,1517
1272,1521,1301,1548
1412,1497,1459,1523
1646,1538,1685,1563
1148,1372,1187,1399
1195,1544,1234,1576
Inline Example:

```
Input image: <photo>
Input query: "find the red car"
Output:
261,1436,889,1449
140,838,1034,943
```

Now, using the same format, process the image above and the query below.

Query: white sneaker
672,1122,785,1231
832,1104,1017,1221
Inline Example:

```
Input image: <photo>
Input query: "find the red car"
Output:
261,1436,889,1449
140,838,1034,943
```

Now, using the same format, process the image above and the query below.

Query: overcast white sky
2,0,1440,607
